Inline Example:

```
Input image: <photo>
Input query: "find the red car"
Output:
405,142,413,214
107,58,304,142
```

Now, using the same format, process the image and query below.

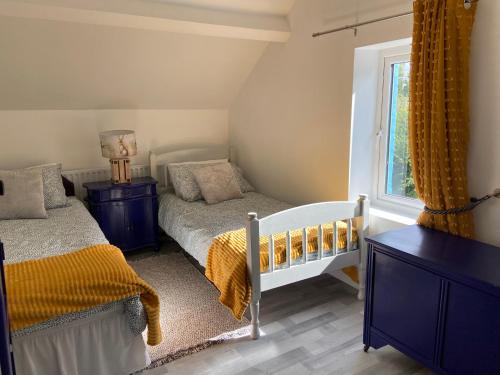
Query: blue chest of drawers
364,225,500,375
84,177,159,252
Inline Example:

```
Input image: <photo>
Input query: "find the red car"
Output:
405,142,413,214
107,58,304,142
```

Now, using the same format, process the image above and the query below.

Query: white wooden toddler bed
150,145,369,339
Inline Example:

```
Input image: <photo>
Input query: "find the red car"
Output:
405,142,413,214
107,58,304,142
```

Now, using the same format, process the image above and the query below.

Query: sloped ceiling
0,0,295,110
156,0,296,16
0,16,268,110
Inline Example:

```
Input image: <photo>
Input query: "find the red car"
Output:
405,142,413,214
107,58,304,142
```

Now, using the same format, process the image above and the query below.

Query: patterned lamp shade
99,130,137,159
99,130,137,184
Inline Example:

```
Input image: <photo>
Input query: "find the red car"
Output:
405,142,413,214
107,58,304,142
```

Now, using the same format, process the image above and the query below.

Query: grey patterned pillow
168,161,226,202
192,163,243,204
168,160,255,202
26,163,68,209
231,163,255,193
0,169,48,219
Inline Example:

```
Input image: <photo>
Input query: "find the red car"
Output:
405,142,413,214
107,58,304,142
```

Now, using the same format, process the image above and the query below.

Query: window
375,53,421,213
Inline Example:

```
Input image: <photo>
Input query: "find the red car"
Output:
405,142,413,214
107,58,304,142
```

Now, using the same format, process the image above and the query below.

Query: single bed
0,179,152,375
159,191,291,267
151,145,369,339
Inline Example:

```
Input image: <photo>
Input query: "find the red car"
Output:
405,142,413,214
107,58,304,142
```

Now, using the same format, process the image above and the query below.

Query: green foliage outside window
386,62,417,199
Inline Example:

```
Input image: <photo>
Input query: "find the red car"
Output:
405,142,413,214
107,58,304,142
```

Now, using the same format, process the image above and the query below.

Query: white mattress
0,197,108,264
158,192,291,267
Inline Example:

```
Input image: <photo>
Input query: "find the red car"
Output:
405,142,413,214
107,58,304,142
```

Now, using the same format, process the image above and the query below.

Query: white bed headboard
149,144,235,188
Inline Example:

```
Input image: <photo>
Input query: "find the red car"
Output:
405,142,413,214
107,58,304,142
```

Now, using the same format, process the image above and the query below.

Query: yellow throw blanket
206,222,358,320
5,244,162,346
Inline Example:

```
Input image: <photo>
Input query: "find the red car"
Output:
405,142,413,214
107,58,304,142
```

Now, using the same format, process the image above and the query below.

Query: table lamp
99,130,137,184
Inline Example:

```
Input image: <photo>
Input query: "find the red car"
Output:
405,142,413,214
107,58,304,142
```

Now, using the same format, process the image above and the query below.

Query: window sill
370,207,417,226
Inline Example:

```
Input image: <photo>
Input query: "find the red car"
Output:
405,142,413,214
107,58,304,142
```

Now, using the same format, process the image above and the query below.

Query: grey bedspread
0,197,108,264
158,192,291,267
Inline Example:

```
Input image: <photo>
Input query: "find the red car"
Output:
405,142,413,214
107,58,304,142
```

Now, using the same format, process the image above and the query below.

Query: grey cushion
192,163,243,204
169,160,254,202
0,169,48,220
26,163,68,209
168,160,227,202
231,163,255,193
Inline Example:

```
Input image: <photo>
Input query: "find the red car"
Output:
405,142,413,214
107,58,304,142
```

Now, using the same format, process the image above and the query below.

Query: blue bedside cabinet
364,225,500,375
84,177,159,252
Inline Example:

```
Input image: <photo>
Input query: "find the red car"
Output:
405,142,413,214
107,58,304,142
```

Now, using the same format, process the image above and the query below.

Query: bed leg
357,244,366,300
250,301,260,340
356,194,369,301
357,265,366,301
246,212,261,340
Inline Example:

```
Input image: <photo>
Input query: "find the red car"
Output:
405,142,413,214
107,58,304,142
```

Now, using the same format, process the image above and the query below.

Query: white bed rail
246,194,369,339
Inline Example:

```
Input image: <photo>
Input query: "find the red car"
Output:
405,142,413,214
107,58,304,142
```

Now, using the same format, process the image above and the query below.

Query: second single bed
0,182,159,375
151,145,369,339
159,191,291,268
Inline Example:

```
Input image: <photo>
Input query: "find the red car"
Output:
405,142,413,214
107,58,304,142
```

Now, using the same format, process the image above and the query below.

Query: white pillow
0,169,48,220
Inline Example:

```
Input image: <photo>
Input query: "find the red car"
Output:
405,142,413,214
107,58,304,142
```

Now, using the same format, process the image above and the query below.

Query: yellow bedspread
205,222,358,320
5,244,162,346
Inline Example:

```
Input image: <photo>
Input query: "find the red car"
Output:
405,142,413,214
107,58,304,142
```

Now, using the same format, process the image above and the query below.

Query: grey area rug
128,252,250,369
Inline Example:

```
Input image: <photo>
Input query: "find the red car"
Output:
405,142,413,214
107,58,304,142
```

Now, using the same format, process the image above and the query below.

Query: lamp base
110,159,131,184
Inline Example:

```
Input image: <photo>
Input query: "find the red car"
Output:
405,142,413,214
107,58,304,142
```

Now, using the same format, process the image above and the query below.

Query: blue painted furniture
84,177,159,252
0,242,15,375
364,225,500,375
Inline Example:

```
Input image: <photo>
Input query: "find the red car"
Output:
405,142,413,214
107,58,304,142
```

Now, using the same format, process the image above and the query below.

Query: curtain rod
312,0,476,38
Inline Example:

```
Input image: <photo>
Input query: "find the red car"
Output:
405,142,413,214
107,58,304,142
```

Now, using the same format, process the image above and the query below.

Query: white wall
230,0,500,245
0,15,267,110
469,0,500,246
0,110,228,170
229,0,413,204
0,12,244,173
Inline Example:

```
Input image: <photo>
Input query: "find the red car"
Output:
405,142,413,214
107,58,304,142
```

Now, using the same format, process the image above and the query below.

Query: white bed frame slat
333,222,338,255
318,225,323,259
347,219,353,252
285,231,291,268
268,235,275,273
302,228,308,264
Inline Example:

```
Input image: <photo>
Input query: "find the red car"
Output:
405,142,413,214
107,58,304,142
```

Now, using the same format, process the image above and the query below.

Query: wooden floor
139,246,435,375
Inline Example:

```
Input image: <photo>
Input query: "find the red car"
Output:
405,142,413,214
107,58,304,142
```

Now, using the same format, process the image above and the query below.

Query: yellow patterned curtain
409,0,477,238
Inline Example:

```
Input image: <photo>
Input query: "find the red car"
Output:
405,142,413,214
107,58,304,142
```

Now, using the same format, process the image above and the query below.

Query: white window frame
372,46,423,218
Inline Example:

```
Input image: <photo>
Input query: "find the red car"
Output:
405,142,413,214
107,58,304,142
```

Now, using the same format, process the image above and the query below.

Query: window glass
385,61,416,199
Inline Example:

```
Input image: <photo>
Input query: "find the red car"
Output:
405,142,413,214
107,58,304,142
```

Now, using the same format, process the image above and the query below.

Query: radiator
63,165,151,200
